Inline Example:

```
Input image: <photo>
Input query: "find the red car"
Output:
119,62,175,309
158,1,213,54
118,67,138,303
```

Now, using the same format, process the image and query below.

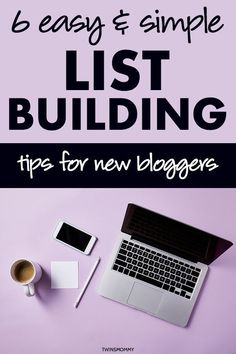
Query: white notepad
51,261,79,289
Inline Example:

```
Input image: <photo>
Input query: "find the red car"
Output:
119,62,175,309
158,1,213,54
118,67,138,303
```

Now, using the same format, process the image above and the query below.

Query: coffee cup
10,259,42,296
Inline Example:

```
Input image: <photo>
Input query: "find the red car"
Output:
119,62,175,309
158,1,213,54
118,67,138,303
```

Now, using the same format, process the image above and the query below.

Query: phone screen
56,223,92,252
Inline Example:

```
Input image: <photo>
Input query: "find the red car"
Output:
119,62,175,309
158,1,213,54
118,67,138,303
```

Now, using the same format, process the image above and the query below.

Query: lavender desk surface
1,188,235,354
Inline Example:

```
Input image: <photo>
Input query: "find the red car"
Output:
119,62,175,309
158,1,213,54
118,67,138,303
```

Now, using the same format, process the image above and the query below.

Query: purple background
1,0,235,144
1,1,236,353
1,189,236,354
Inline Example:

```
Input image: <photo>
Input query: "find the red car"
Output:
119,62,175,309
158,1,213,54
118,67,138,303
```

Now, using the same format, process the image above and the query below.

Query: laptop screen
121,204,233,265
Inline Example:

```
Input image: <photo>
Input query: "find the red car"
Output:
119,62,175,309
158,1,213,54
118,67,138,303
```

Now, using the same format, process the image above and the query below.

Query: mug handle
23,283,35,296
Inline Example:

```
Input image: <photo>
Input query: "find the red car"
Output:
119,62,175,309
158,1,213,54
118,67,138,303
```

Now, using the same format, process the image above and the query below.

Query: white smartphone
53,221,97,255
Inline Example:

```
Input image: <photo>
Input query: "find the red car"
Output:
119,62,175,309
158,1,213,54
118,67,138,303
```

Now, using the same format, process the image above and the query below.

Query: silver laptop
98,203,233,327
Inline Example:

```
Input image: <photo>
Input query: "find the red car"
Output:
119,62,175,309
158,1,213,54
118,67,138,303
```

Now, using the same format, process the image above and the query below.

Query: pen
74,257,101,308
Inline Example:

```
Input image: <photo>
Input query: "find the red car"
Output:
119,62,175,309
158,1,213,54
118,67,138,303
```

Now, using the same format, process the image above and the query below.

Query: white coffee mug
10,259,42,296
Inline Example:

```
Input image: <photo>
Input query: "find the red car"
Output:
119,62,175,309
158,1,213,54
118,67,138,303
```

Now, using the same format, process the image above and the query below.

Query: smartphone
53,221,97,255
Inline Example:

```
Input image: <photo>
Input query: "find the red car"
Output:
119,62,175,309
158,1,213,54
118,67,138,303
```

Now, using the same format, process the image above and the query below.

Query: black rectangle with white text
0,143,235,187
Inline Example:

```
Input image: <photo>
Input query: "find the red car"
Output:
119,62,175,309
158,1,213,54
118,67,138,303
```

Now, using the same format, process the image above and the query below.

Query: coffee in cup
10,259,42,296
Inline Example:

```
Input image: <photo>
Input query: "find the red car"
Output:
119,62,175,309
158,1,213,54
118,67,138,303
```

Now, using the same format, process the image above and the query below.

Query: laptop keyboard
112,240,201,300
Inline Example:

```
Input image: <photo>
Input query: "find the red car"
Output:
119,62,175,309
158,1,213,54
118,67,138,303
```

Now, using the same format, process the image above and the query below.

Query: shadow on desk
36,268,61,304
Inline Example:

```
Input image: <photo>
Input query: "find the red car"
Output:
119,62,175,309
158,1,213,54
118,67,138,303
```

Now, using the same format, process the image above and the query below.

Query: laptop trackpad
127,282,163,314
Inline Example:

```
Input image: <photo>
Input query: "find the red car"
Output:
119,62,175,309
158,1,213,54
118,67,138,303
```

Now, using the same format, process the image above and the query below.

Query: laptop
98,203,233,327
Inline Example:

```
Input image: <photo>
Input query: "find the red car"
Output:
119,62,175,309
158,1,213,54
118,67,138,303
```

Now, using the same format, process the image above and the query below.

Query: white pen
74,257,101,308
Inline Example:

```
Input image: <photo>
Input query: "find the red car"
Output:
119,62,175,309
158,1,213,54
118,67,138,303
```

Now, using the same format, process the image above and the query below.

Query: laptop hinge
131,234,198,263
